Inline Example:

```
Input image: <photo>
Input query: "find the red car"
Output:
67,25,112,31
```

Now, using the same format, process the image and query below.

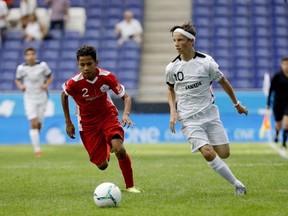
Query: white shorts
180,104,229,153
24,98,47,122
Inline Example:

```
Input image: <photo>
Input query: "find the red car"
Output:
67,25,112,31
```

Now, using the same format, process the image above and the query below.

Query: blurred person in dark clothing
267,56,288,148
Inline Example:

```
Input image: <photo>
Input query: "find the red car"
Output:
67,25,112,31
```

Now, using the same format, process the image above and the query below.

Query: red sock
118,154,134,188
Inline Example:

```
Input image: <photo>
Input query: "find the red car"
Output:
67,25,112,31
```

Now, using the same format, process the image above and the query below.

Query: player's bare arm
40,75,53,90
15,79,26,91
218,77,248,116
167,85,178,133
121,93,134,128
61,91,76,138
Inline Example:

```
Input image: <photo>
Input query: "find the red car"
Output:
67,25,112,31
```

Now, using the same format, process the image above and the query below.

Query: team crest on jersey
100,84,109,92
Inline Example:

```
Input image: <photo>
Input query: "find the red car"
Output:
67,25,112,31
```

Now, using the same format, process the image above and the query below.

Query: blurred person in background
23,13,48,41
61,45,141,193
0,0,8,44
114,10,143,46
166,21,248,195
20,0,37,28
45,0,69,31
267,56,288,149
15,47,53,157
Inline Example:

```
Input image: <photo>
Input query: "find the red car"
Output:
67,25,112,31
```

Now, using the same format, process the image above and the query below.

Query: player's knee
97,161,108,170
200,146,216,161
115,147,127,159
218,151,230,159
31,122,38,129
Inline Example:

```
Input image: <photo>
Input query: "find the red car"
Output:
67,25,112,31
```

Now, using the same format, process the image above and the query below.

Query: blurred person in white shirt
115,10,143,46
24,13,48,41
15,47,53,157
0,0,8,43
20,0,37,29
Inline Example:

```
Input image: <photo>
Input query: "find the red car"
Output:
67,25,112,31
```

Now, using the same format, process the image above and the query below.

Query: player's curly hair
170,21,197,37
77,45,97,61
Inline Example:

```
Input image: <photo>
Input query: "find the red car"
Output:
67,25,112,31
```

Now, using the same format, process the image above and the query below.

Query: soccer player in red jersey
61,45,140,193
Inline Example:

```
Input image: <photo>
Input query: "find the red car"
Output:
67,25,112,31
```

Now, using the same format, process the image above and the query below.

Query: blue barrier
0,91,271,144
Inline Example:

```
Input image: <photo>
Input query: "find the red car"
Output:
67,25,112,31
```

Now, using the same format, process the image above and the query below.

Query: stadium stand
192,0,288,89
1,0,143,92
1,0,287,96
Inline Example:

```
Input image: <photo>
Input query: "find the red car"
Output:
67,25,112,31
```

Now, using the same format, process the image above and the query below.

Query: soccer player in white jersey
15,47,53,157
166,21,248,195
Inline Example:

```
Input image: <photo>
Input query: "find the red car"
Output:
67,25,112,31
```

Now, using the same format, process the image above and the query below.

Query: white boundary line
267,142,288,159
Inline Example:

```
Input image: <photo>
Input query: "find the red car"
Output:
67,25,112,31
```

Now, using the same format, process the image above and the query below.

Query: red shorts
79,119,124,166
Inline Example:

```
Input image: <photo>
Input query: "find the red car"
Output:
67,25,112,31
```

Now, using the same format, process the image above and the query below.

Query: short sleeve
109,73,125,97
41,62,52,76
62,79,74,96
15,65,24,79
165,63,175,86
208,58,224,82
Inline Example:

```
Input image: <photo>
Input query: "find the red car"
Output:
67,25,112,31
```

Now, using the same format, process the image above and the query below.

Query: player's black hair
281,56,288,62
24,47,36,54
170,21,197,37
76,45,97,61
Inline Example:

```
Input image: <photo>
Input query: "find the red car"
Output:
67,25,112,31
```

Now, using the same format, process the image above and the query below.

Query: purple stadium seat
99,49,118,60
0,82,16,91
3,41,22,50
64,31,81,39
62,40,81,50
86,19,102,30
2,70,15,80
6,31,23,40
86,8,104,19
60,50,77,60
1,61,19,70
1,50,21,60
42,40,61,50
40,50,60,60
83,29,101,40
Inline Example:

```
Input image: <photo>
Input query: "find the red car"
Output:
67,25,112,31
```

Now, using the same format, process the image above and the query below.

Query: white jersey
16,61,52,102
116,18,143,39
166,52,224,120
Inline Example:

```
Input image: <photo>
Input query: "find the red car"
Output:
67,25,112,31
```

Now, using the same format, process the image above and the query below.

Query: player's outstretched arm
61,91,75,138
218,77,248,116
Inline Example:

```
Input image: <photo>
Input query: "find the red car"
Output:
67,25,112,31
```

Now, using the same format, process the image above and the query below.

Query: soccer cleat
274,135,279,143
235,185,246,196
125,187,141,193
35,151,42,157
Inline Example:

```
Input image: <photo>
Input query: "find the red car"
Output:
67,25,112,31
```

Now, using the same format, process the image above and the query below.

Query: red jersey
62,68,125,131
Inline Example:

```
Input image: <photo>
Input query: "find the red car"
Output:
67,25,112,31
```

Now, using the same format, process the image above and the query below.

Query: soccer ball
93,182,122,207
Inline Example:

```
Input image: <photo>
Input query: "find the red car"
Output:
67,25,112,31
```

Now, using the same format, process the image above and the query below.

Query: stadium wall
0,91,271,145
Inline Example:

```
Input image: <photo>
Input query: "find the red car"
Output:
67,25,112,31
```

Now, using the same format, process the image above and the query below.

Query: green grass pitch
0,143,287,216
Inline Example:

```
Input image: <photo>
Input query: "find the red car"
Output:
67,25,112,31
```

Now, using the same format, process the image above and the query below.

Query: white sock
207,155,244,187
29,129,41,153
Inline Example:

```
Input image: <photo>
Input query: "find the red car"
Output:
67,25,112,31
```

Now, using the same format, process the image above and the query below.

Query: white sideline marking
267,142,288,159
